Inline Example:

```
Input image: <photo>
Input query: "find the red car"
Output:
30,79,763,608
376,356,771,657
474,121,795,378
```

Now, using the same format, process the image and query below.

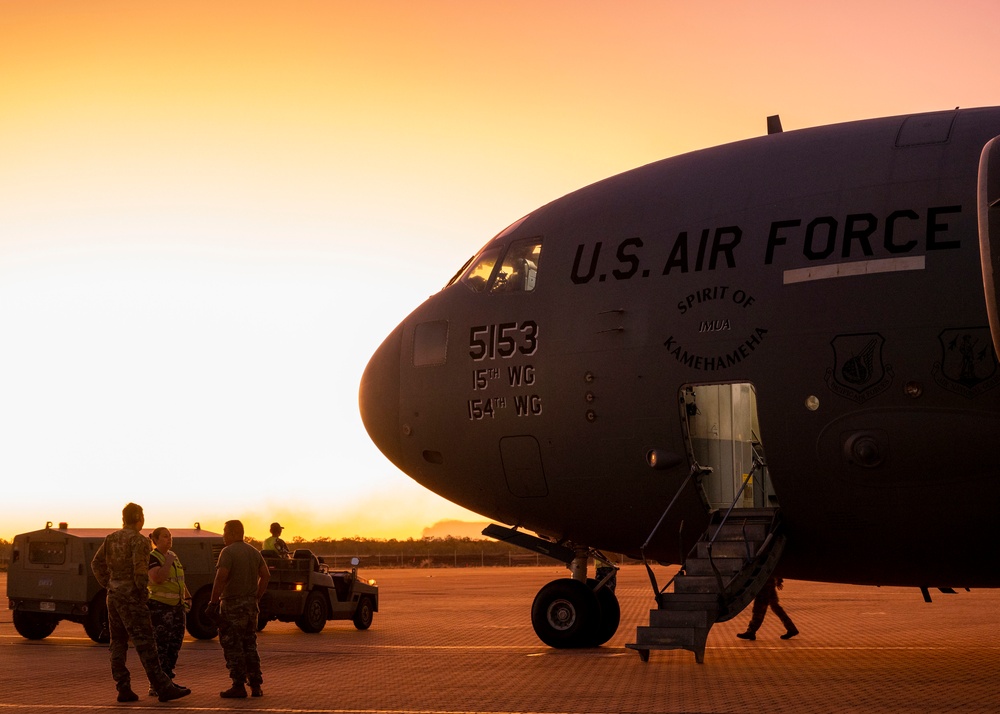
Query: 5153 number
469,321,538,361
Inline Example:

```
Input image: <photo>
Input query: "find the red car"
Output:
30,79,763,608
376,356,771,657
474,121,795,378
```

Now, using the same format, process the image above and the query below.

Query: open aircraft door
979,135,1000,357
680,382,775,510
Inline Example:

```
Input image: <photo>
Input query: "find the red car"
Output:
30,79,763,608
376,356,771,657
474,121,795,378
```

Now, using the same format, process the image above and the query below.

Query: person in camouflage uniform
148,604,185,679
206,519,270,698
91,503,191,703
737,575,799,641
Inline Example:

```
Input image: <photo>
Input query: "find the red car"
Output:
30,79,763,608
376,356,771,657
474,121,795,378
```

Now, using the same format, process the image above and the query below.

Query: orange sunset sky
1,1,998,541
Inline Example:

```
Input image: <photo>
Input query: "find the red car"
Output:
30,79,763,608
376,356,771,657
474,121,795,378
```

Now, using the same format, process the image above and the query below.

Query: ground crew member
737,575,799,641
91,503,191,703
146,527,192,695
206,519,270,698
262,522,290,557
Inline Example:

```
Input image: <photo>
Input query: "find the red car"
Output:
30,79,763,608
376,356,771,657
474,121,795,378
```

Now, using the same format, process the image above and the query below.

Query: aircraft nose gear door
978,135,1000,358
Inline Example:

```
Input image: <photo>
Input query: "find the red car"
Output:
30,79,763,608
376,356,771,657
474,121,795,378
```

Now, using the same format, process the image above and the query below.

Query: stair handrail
750,434,767,503
706,457,765,594
639,464,705,601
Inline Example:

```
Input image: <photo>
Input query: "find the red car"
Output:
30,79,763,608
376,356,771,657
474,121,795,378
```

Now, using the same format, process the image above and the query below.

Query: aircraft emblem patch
932,327,1000,398
825,333,893,402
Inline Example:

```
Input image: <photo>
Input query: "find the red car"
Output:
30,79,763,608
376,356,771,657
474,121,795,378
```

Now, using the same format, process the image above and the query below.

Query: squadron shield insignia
932,327,1000,398
825,333,893,403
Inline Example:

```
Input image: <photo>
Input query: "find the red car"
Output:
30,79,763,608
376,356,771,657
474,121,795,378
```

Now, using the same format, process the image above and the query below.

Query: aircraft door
681,383,774,510
978,135,1000,358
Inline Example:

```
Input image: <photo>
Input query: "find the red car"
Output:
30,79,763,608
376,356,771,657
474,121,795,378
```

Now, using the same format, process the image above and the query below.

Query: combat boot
736,631,756,640
117,686,139,703
220,683,248,698
158,683,191,702
250,683,263,697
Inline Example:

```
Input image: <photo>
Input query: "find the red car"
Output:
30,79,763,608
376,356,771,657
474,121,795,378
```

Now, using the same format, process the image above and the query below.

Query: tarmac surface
2,565,998,713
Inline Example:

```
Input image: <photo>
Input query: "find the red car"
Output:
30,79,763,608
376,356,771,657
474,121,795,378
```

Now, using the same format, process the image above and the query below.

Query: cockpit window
446,254,476,288
489,238,541,293
448,214,536,291
460,238,542,294
461,247,502,293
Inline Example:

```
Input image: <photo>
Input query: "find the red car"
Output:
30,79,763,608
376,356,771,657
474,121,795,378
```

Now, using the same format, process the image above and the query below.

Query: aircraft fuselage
361,108,1000,589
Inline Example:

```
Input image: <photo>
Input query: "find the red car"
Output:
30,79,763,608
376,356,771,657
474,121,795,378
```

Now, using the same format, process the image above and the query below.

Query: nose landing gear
483,524,621,648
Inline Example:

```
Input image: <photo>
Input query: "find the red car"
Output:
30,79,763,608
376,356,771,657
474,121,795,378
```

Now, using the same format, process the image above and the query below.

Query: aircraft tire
587,579,621,647
296,591,328,633
12,610,58,640
83,592,110,643
530,578,599,649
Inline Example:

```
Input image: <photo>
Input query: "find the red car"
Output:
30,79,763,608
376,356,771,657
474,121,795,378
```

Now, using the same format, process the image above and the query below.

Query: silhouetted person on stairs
737,576,798,640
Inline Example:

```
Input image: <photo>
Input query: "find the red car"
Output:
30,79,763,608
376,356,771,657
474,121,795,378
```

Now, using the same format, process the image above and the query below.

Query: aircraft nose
359,325,403,466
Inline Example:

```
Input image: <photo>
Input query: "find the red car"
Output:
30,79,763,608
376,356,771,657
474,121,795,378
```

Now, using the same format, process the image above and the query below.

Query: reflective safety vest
263,536,287,554
148,549,185,606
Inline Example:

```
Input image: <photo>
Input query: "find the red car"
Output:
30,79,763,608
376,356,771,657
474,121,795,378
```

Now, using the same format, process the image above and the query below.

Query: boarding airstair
627,496,785,663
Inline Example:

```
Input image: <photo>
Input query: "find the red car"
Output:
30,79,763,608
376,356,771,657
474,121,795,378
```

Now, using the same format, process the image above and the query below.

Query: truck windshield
29,541,66,565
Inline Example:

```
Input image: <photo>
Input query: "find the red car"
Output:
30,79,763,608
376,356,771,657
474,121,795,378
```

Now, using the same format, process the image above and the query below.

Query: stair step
633,625,706,648
695,540,758,559
673,575,722,594
713,507,779,520
684,557,743,576
657,592,719,605
706,522,768,541
649,608,714,628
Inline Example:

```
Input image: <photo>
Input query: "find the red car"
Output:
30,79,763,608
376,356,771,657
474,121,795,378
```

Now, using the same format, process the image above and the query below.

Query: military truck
6,522,223,642
257,549,378,633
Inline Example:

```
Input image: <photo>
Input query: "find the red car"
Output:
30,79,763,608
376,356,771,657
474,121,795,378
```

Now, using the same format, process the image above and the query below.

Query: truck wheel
13,610,58,640
296,591,327,633
256,613,269,632
186,586,219,640
353,595,375,630
84,593,110,643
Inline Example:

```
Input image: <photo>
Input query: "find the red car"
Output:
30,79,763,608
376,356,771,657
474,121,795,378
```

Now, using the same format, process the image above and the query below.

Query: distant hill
421,520,492,539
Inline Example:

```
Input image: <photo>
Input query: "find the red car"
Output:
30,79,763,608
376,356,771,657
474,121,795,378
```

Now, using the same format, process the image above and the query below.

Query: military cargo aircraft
359,107,1000,660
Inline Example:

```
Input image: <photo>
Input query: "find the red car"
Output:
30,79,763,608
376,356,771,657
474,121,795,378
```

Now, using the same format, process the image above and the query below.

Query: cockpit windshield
460,238,542,294
461,247,501,293
445,214,537,292
489,238,541,293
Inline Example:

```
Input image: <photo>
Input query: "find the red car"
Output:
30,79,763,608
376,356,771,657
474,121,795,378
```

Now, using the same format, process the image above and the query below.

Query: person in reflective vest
262,522,290,557
147,527,193,695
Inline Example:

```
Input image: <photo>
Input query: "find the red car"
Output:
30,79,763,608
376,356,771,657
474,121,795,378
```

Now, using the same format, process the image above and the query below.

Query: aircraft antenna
767,115,783,134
